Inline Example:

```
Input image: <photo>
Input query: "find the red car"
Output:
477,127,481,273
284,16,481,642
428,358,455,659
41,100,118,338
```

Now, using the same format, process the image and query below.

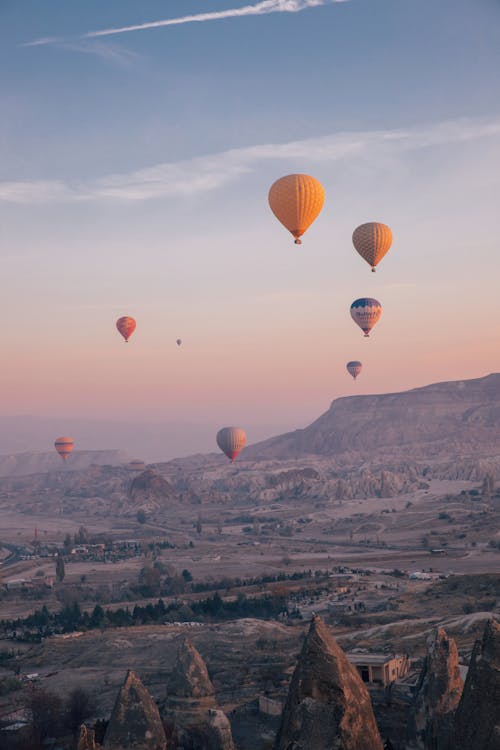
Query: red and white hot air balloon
116,316,136,343
216,427,246,462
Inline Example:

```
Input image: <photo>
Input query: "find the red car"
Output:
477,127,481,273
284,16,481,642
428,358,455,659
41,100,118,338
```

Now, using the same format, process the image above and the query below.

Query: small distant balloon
216,427,247,462
350,298,382,337
176,339,182,347
268,174,325,245
116,316,136,343
352,222,393,272
54,437,74,462
346,361,363,380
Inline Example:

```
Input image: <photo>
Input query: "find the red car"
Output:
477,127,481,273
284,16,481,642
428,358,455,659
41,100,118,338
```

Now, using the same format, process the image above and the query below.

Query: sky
1,0,500,458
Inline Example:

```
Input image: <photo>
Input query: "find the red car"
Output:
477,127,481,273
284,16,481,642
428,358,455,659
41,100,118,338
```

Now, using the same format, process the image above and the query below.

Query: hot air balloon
54,437,74,462
268,174,325,245
346,361,363,380
216,427,246,462
352,222,393,272
176,339,182,347
350,298,382,337
116,316,136,343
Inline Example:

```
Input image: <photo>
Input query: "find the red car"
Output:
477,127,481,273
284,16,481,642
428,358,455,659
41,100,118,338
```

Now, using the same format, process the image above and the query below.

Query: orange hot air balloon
352,222,393,272
346,361,363,380
268,174,325,245
216,427,246,462
116,316,136,343
54,437,74,462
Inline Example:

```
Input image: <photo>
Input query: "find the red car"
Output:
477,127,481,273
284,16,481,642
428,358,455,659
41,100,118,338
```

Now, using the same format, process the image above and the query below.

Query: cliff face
452,619,500,750
412,627,463,749
104,670,166,750
276,615,383,750
245,373,500,463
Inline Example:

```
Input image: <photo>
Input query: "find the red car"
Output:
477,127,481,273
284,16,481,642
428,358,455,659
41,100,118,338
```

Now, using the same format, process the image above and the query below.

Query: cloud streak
25,0,343,47
1,116,499,204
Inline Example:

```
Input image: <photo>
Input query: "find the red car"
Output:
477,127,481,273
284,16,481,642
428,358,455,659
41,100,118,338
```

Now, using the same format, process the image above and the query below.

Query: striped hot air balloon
268,174,325,245
54,437,74,462
350,298,382,337
216,427,246,462
116,316,136,342
352,222,393,272
346,361,363,380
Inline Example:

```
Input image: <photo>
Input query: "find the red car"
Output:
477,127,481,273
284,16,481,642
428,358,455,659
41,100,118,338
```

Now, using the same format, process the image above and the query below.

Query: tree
74,526,89,545
55,552,65,582
28,688,63,748
196,513,202,534
64,687,96,735
136,509,147,524
63,533,72,553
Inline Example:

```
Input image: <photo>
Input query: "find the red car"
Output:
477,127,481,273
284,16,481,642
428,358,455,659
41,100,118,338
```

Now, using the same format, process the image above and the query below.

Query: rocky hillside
245,373,500,463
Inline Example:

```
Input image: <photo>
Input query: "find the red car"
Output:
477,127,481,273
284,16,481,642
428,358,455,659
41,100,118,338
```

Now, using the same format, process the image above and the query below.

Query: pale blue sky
1,0,500,456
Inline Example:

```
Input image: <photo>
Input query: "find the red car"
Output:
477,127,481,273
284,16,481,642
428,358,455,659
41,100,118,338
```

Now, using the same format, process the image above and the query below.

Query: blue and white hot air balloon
350,298,382,337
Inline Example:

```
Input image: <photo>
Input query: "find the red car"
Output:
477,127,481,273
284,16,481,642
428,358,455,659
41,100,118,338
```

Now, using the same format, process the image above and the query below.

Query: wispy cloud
1,116,499,205
57,40,140,67
25,0,344,47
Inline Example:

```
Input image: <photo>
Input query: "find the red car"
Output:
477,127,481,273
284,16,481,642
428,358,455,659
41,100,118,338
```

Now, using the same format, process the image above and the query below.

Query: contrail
85,0,340,39
24,0,344,46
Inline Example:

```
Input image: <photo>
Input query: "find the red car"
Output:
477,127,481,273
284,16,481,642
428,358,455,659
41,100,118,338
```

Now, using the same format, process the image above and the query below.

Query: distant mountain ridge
0,450,130,478
244,373,500,462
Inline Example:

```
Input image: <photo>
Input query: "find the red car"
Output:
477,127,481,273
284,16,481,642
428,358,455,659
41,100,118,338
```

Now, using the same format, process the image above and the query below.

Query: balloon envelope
352,222,392,271
216,427,247,462
54,437,74,462
268,174,325,244
176,339,182,346
116,316,136,342
346,361,363,380
350,298,382,337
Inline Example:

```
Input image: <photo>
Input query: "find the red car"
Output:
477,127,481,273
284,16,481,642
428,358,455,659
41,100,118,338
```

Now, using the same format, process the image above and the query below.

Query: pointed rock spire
104,670,166,750
204,708,236,750
171,636,215,699
276,615,383,750
412,627,463,747
77,724,100,750
452,619,500,750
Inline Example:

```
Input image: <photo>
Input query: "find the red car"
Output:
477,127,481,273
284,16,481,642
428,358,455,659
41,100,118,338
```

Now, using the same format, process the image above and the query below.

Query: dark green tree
55,553,65,582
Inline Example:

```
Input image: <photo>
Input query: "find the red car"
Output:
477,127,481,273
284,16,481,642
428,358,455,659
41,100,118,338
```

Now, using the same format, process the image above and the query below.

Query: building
347,653,409,687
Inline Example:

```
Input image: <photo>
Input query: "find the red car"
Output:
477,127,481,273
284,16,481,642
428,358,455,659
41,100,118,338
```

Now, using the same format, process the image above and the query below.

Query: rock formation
204,709,235,750
77,724,100,750
129,469,174,503
452,619,500,750
104,670,166,750
245,373,500,464
170,636,215,700
412,627,463,749
276,614,383,750
165,637,234,750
